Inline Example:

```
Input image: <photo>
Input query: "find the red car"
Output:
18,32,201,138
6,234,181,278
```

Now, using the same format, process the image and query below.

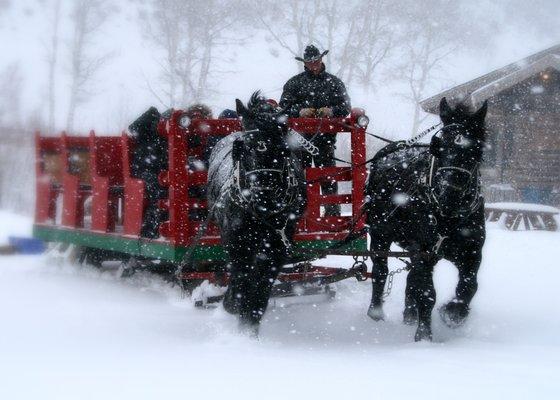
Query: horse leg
368,239,390,321
403,274,418,325
237,271,261,338
242,265,277,328
440,253,481,328
223,256,251,318
408,256,437,341
225,261,260,337
238,249,281,334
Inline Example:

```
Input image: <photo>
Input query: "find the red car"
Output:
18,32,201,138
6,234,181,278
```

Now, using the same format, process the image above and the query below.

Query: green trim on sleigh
33,224,367,263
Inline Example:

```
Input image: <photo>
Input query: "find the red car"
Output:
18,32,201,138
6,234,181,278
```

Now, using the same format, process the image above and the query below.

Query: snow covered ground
0,212,559,399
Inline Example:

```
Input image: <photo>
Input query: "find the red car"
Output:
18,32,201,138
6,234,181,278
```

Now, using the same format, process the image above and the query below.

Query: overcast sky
0,0,558,137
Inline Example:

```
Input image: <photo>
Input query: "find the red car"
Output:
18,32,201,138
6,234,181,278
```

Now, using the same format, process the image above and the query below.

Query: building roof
420,44,560,114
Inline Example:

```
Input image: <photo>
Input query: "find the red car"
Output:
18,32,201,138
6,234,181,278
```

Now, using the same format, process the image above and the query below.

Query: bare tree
139,0,242,108
334,0,393,90
0,62,23,128
0,62,33,213
258,0,393,90
393,0,492,134
66,0,113,133
258,0,331,69
44,0,61,134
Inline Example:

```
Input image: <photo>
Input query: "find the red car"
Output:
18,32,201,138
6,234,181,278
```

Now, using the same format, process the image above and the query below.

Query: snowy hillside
0,213,559,399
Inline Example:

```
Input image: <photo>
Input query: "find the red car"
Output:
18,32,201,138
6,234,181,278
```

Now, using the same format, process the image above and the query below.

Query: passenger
203,109,238,167
279,45,351,216
265,99,280,109
182,103,214,221
128,103,215,233
182,103,213,167
128,107,168,238
219,109,238,119
185,103,213,120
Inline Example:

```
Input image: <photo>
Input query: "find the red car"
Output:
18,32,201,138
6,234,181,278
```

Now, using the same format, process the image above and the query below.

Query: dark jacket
279,64,351,118
128,107,168,176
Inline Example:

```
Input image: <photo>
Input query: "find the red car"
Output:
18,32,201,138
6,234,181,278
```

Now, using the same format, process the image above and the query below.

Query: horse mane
454,104,472,115
247,90,265,113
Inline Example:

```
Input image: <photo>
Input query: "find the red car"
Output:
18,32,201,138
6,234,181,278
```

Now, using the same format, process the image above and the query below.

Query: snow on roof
470,54,560,106
420,43,560,114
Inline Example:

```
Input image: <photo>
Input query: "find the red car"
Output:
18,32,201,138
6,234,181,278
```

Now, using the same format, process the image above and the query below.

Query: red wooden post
350,117,367,232
121,133,145,236
90,131,108,231
161,111,190,246
89,132,123,232
35,132,54,223
288,116,367,235
61,133,80,228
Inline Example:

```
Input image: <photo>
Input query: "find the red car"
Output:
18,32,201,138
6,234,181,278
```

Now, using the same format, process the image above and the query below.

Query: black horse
365,97,488,341
207,92,306,334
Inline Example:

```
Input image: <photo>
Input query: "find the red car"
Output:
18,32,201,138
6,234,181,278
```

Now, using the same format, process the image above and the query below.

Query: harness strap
406,122,442,146
288,129,320,155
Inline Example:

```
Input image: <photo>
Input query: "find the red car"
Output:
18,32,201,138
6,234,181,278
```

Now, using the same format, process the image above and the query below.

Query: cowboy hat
295,45,329,62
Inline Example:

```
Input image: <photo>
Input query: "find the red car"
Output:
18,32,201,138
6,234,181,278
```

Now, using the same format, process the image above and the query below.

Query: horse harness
423,122,483,218
376,122,483,257
179,129,305,271
228,129,304,249
424,155,482,216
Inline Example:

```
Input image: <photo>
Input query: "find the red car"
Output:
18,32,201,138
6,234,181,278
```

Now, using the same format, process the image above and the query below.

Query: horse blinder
429,136,442,157
232,139,244,162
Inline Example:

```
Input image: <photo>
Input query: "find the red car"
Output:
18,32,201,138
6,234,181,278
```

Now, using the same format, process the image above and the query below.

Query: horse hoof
439,302,469,328
223,291,241,316
402,307,418,326
414,324,432,342
367,306,385,321
238,321,260,339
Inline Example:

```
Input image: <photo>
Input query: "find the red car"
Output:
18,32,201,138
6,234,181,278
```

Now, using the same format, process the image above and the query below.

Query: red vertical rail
61,132,82,228
161,111,190,246
34,132,51,223
121,133,146,236
350,119,367,232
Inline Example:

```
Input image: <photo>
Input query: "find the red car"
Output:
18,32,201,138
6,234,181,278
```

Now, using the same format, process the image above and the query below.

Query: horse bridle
424,122,482,217
426,156,481,216
230,158,300,250
231,130,301,215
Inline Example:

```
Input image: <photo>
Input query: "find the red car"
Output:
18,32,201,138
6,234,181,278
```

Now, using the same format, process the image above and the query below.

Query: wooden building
420,44,560,205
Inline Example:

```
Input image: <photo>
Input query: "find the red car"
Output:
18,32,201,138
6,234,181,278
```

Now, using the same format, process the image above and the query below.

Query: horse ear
473,100,488,125
430,136,442,157
235,99,247,117
439,97,453,124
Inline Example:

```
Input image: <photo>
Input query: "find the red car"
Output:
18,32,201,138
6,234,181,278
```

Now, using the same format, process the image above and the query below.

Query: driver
279,45,351,216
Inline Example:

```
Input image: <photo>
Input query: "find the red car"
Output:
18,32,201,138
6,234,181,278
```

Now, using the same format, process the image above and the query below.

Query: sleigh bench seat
485,202,559,231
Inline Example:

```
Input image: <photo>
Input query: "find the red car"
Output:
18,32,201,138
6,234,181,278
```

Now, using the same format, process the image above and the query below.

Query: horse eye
454,135,471,147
